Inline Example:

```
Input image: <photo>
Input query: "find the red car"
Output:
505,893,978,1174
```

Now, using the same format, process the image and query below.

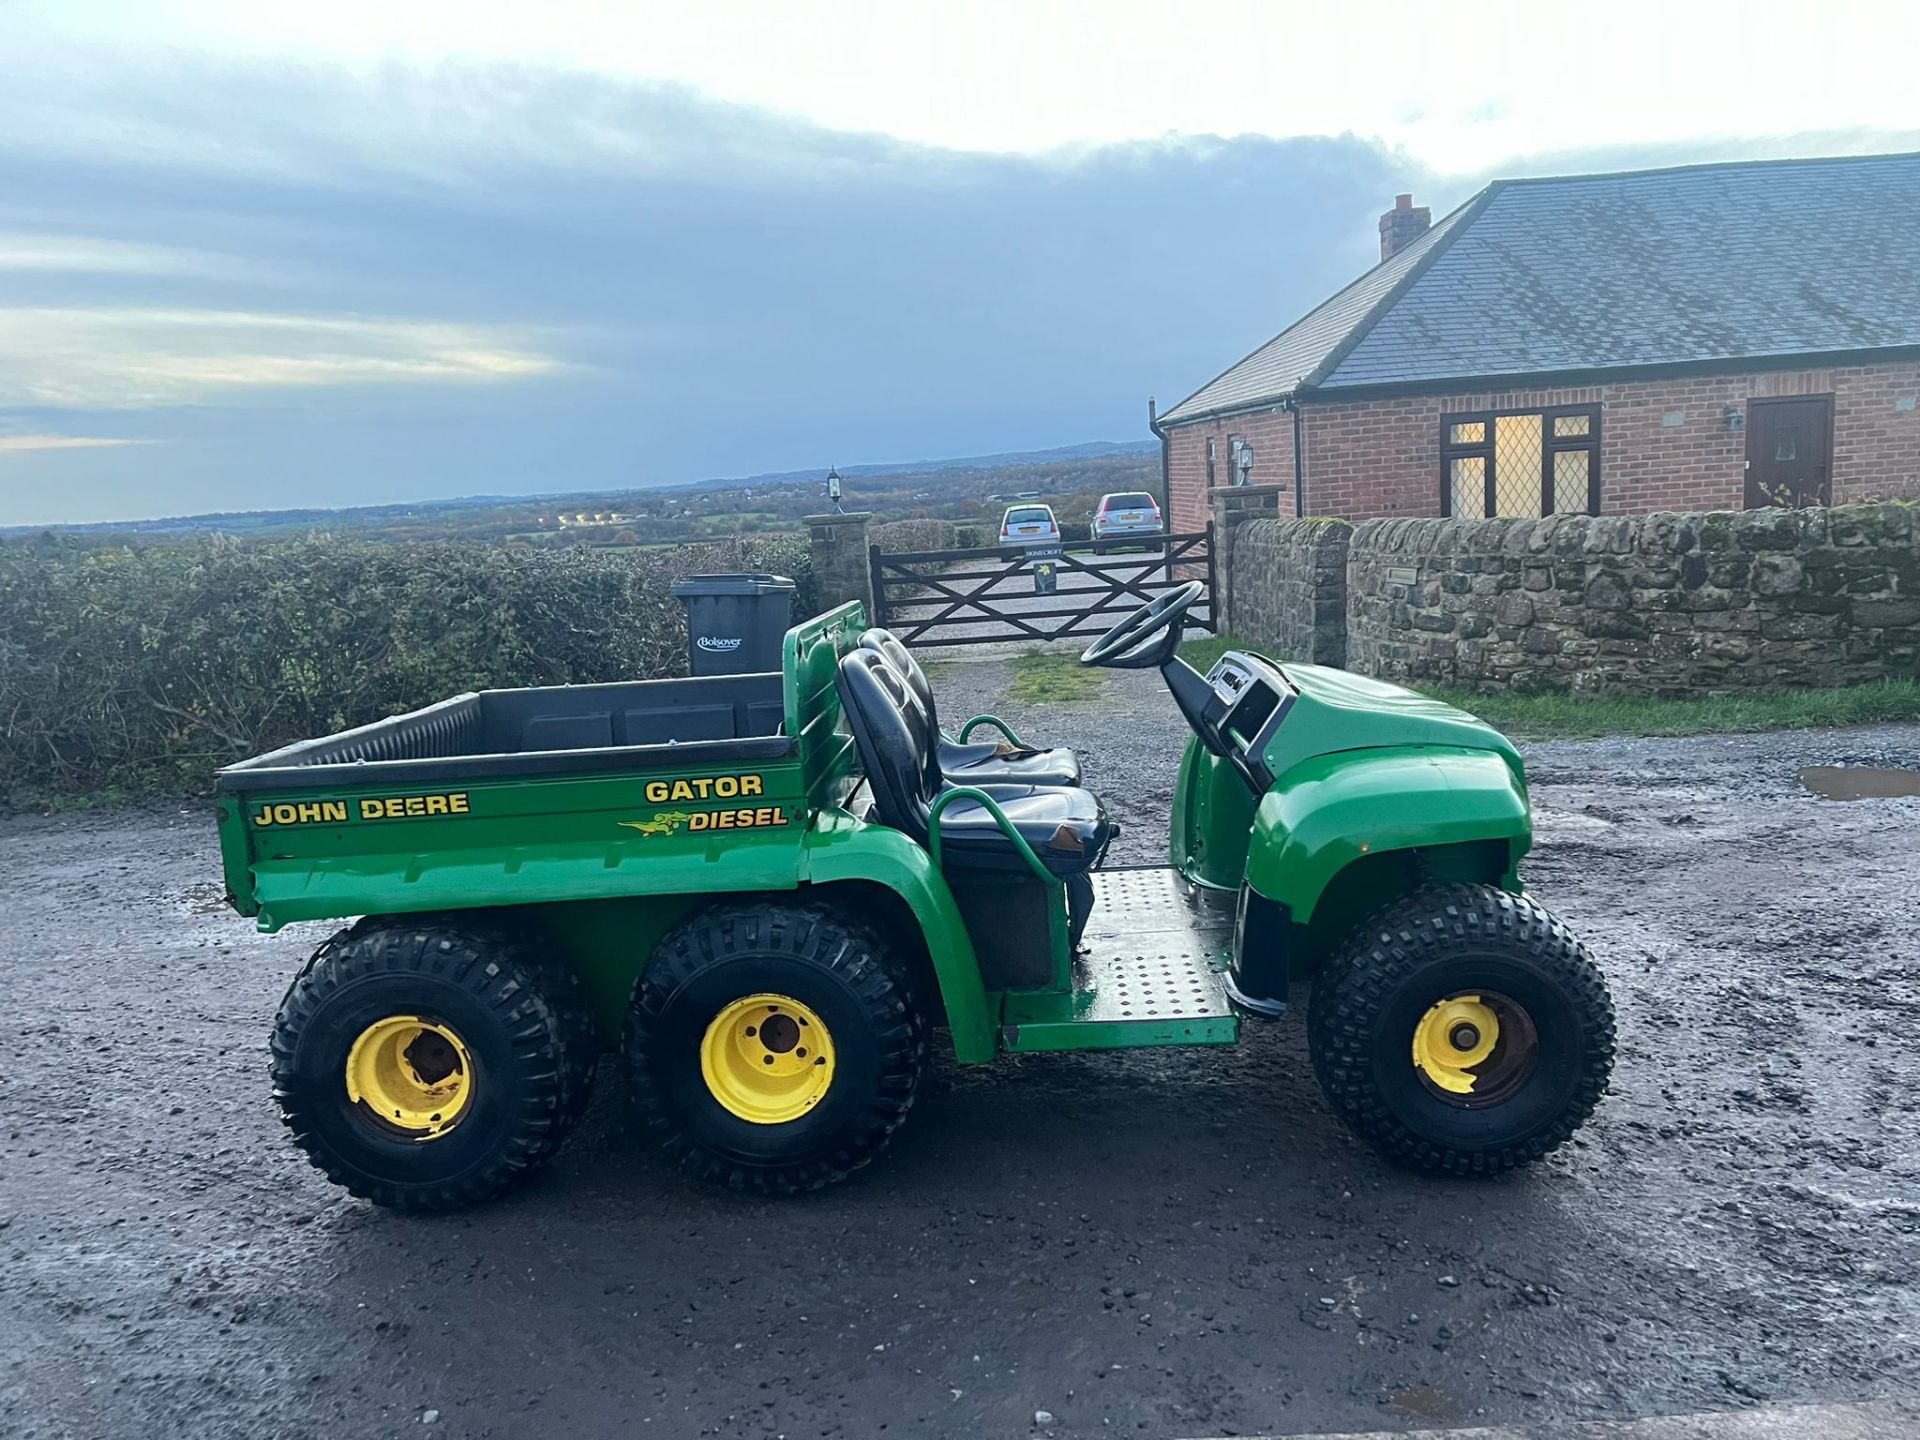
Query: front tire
270,915,596,1211
627,902,928,1194
1309,885,1614,1176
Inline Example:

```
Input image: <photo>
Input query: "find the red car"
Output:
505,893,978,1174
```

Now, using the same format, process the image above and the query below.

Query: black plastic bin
671,573,796,677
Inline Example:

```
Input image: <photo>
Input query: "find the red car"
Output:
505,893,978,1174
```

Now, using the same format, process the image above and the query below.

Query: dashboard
1197,651,1297,789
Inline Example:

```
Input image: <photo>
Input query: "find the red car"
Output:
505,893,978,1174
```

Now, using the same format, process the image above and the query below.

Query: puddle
1387,1385,1460,1422
1798,766,1920,801
176,881,230,915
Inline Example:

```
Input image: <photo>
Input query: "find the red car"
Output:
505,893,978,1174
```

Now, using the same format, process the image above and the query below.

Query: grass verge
1005,651,1109,705
1424,678,1920,742
1178,634,1920,741
1177,632,1238,673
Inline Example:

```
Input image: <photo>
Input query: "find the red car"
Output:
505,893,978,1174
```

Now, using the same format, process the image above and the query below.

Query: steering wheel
1079,581,1205,669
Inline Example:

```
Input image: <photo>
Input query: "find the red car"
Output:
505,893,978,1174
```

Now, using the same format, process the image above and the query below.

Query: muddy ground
3,662,1919,1440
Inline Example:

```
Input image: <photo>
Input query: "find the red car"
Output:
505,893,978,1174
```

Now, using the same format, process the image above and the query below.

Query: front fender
1244,747,1531,921
801,810,997,1064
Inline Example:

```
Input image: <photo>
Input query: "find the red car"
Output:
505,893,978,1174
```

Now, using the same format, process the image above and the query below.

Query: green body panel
1169,746,1258,890
236,761,812,929
999,991,1238,1052
1170,656,1530,922
783,602,865,812
1263,663,1525,785
1242,746,1530,919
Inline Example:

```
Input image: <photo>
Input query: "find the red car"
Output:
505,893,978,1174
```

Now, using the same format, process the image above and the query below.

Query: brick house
1155,153,1920,534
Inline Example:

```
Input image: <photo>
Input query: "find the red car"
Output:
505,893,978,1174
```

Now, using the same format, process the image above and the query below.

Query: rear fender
802,812,996,1063
1243,746,1530,922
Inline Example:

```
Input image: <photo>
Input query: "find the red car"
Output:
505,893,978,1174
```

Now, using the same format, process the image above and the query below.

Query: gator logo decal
619,811,696,838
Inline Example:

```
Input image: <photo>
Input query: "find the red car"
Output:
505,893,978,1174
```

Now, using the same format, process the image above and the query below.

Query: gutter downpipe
1148,397,1172,522
1284,395,1305,517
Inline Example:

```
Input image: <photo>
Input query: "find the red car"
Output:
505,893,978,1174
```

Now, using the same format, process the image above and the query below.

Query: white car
998,503,1061,548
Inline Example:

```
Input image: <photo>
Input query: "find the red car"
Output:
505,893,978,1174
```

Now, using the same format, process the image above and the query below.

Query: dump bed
218,674,790,792
215,603,867,929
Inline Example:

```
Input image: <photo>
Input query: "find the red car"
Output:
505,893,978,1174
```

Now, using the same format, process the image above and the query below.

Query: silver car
998,503,1061,548
1091,491,1163,551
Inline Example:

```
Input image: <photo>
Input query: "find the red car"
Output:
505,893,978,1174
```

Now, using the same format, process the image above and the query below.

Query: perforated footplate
1076,939,1231,1025
1003,867,1237,1050
1083,866,1236,940
1079,868,1233,1024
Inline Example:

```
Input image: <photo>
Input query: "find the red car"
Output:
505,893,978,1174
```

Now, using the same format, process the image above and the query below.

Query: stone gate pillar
1207,483,1286,637
806,510,875,619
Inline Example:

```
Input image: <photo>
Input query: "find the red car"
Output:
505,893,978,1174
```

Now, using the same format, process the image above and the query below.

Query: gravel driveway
3,661,1918,1440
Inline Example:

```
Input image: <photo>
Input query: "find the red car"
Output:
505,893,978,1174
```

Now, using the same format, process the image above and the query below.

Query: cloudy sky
1,1,1913,525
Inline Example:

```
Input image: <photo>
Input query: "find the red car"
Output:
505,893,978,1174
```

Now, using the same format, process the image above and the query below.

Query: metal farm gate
867,527,1215,647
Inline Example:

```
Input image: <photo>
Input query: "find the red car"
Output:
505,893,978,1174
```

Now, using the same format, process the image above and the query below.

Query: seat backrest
836,649,935,841
859,628,939,733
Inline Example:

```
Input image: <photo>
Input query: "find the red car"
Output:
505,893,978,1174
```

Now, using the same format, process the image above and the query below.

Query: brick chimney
1379,193,1431,261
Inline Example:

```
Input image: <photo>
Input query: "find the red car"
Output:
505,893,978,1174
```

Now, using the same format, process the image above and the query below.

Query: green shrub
0,532,814,801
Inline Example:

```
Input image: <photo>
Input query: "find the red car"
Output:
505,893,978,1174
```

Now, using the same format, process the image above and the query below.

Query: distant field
4,443,1157,552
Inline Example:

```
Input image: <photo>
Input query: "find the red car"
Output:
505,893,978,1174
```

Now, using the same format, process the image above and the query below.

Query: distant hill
4,438,1157,538
725,439,1156,491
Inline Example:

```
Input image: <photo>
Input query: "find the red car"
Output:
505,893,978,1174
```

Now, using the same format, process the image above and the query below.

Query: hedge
868,518,983,552
0,533,813,801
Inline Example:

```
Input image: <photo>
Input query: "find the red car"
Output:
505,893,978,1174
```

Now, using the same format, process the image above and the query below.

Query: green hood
1263,663,1523,782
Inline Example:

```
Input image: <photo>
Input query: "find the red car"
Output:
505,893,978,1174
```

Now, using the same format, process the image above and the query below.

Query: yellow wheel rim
345,1016,473,1141
699,993,836,1125
1411,995,1501,1095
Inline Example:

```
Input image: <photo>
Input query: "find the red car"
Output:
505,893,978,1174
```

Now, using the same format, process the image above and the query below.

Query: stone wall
1228,517,1351,666
1345,504,1920,694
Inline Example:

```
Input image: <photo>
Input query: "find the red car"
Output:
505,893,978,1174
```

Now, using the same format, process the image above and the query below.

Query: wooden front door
1745,396,1833,508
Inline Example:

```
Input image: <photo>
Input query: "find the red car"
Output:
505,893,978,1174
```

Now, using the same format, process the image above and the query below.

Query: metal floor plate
1080,868,1233,1024
1083,865,1236,940
1003,867,1238,1051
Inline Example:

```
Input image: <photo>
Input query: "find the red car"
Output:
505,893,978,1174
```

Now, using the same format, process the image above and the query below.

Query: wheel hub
700,994,836,1125
1411,996,1501,1094
345,1015,473,1140
1410,990,1542,1106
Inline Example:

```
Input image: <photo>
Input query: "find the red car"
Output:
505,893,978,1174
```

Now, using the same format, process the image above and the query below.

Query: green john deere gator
216,581,1615,1210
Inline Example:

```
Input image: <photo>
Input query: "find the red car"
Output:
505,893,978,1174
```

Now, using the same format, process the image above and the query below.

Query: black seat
836,649,1110,880
858,628,1082,788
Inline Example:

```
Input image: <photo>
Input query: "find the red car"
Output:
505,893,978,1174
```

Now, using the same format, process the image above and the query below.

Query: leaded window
1440,406,1600,518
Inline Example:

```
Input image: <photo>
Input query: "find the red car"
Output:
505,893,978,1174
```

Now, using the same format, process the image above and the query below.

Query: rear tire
627,902,928,1194
270,914,596,1211
1309,884,1614,1176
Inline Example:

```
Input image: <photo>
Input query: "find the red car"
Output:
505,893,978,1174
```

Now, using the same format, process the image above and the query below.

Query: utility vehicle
215,583,1614,1211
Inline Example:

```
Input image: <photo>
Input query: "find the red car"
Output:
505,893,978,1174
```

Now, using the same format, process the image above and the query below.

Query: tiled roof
1156,204,1472,424
1159,152,1920,423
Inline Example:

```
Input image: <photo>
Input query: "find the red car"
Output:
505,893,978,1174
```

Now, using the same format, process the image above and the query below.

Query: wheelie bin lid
670,572,796,597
